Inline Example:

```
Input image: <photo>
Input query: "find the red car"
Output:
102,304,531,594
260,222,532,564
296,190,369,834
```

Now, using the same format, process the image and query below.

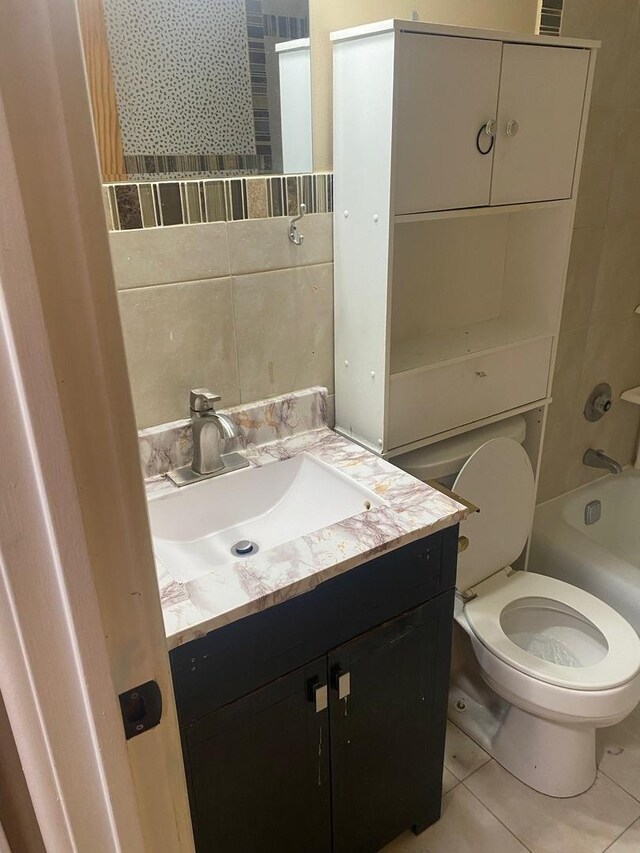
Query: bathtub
529,468,640,635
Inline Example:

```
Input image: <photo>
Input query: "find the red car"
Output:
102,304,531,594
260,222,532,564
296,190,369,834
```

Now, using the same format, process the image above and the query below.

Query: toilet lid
452,438,535,592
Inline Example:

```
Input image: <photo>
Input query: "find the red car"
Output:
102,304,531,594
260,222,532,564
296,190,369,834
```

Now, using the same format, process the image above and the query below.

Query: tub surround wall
111,213,333,428
539,0,640,501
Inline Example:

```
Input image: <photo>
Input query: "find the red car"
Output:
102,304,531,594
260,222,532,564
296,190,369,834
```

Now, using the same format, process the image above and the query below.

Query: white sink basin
148,453,386,583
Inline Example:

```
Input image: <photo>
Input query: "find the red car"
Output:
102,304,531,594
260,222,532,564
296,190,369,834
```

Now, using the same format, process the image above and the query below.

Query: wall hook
289,202,306,246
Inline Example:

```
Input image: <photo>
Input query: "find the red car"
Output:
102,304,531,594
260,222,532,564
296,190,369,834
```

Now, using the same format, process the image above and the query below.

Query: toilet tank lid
392,415,526,481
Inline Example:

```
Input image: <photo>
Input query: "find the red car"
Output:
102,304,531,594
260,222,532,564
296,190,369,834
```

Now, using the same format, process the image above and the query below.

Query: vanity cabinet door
491,44,589,205
394,33,502,214
329,593,454,853
183,658,331,853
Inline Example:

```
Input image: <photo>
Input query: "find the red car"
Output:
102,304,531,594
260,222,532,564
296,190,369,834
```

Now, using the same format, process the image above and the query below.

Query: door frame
0,1,193,850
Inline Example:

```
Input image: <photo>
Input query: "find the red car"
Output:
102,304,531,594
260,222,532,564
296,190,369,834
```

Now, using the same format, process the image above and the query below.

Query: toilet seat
465,569,640,691
451,437,640,694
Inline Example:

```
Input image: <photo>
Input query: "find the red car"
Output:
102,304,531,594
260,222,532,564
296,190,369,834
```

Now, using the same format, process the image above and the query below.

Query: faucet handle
190,388,221,413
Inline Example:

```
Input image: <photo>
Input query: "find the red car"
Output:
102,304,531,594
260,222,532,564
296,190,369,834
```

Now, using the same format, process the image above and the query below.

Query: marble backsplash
139,386,329,479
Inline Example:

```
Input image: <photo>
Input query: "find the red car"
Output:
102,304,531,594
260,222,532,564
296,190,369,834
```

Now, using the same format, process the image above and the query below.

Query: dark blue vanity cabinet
170,525,458,853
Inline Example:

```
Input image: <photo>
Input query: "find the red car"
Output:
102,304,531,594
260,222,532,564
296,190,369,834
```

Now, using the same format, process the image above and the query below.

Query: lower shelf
387,336,553,449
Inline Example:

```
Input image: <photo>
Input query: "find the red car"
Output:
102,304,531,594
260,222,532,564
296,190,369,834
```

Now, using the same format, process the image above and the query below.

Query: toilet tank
392,415,527,485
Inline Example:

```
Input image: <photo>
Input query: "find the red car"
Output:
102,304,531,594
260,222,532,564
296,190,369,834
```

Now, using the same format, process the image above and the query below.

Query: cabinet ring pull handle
476,120,495,155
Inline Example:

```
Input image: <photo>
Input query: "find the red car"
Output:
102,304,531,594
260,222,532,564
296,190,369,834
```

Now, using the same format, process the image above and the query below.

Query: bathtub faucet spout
583,448,623,474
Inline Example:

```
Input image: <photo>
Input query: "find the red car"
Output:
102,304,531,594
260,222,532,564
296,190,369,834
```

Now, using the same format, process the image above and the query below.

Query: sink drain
231,540,259,557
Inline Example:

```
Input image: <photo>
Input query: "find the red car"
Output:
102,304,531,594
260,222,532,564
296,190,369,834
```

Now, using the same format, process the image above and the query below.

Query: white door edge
0,1,193,849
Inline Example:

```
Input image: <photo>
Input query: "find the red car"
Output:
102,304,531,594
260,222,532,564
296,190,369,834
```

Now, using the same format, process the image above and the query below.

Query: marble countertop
142,389,469,650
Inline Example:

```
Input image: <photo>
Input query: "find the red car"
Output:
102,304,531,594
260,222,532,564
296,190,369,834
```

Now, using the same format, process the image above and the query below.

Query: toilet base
491,704,596,797
449,684,597,798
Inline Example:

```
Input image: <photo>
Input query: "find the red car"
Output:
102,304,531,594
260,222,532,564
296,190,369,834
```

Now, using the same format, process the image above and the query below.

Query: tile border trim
103,173,334,231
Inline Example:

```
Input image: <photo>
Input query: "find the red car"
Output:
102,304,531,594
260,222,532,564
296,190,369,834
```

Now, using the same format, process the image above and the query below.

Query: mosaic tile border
103,173,334,231
263,12,308,40
122,153,271,180
540,0,564,36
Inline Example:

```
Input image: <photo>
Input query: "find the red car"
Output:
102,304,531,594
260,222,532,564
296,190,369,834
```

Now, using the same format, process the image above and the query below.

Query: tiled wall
538,0,640,500
111,214,333,428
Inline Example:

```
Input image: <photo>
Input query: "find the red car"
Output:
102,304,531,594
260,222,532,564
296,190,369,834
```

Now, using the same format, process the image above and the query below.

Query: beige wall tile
233,264,334,402
563,0,638,109
579,317,640,400
542,1,640,502
560,226,603,333
549,327,589,423
118,278,240,428
537,416,574,502
227,213,333,275
608,110,640,222
573,110,621,230
110,222,230,289
570,400,640,478
466,760,640,853
593,219,640,324
623,11,640,108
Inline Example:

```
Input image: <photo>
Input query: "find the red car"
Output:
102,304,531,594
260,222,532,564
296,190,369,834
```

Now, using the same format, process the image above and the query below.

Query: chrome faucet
166,388,249,487
583,448,623,475
190,389,238,474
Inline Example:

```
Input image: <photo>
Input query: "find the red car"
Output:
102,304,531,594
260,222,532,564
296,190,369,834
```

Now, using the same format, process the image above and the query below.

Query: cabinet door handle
332,667,351,700
307,677,328,713
476,119,495,155
313,683,328,713
506,119,520,137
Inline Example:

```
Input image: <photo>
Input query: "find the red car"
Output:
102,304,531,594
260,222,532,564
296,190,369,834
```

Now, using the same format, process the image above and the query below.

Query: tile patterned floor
382,715,640,853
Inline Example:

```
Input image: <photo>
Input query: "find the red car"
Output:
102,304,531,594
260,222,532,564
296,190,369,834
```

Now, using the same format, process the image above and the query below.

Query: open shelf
389,205,571,372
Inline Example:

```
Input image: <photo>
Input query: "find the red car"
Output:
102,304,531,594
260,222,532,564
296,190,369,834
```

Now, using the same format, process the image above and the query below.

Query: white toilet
396,427,640,798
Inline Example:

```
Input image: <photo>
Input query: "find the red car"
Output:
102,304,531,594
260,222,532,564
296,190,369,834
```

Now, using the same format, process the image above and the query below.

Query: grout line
228,274,243,405
232,260,333,279
602,815,640,852
598,766,640,804
460,776,534,852
455,755,491,785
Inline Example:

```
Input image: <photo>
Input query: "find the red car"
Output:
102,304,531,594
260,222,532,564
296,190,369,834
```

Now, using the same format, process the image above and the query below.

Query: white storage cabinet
332,20,598,456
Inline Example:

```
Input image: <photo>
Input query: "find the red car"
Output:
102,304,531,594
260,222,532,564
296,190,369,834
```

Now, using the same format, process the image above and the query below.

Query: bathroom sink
148,453,386,583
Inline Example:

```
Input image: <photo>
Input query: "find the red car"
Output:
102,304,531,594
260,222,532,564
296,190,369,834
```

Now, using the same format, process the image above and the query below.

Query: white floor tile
443,720,490,781
466,760,640,853
381,784,527,853
598,714,640,800
442,766,458,794
606,817,640,852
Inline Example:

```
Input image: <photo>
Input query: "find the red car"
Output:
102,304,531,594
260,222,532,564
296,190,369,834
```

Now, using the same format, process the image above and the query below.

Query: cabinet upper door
491,44,589,206
394,34,502,215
